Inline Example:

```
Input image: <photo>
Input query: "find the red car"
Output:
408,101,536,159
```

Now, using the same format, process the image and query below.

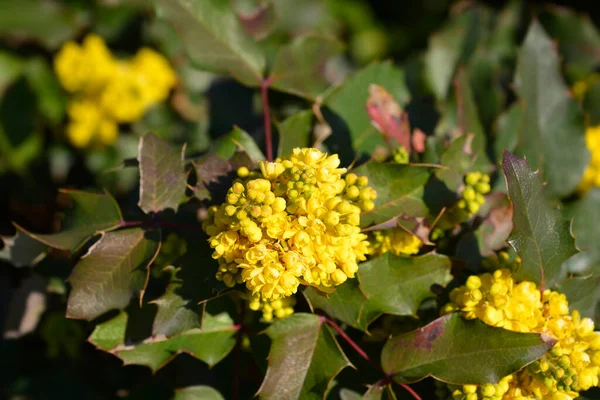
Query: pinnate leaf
325,62,410,155
138,133,187,214
352,161,430,228
15,190,122,251
89,310,237,372
155,0,265,86
258,313,351,400
67,228,160,321
513,20,589,199
502,150,578,288
270,35,343,100
381,313,555,384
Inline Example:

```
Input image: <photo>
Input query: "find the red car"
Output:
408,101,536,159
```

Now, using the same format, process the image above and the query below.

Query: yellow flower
66,98,118,148
579,125,600,192
441,269,600,399
203,148,376,302
369,228,422,257
249,294,296,322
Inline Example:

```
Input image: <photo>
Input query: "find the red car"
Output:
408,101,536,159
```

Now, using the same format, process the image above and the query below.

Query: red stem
324,317,421,400
261,78,273,161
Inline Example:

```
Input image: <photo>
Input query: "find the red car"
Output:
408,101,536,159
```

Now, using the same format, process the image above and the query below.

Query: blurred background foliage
3,0,600,399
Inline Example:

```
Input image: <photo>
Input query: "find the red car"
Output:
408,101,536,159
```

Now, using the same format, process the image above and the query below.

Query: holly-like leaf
173,386,225,400
15,190,123,252
213,126,265,163
559,276,600,320
564,188,600,273
366,84,411,151
89,310,237,372
305,254,451,332
0,231,47,267
258,313,352,400
325,62,410,155
138,133,187,214
353,161,430,228
358,253,452,317
502,151,578,288
381,313,555,384
67,228,161,321
155,0,265,86
270,35,343,100
513,20,589,199
277,110,313,158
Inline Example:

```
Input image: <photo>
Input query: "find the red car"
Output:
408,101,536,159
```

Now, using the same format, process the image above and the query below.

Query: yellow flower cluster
368,228,422,257
439,269,600,400
458,172,491,215
481,251,522,273
54,34,176,148
249,294,296,323
392,146,410,164
202,148,376,305
579,126,600,192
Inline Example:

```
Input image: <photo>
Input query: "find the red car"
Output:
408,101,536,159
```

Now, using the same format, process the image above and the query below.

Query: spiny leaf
15,190,122,251
270,35,343,100
563,188,600,273
513,20,589,199
324,62,410,155
258,313,352,400
381,313,555,384
502,151,578,288
305,253,451,332
559,276,600,320
353,161,431,228
173,386,225,400
0,230,47,267
138,133,187,214
155,0,265,86
277,110,313,158
67,228,161,321
89,310,237,372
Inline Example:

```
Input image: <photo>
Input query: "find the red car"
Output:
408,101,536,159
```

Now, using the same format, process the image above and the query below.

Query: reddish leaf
366,84,411,151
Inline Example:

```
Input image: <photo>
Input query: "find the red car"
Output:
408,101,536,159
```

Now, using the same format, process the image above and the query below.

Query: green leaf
277,110,313,158
563,188,600,274
381,313,555,384
558,276,600,320
213,126,265,163
540,6,600,81
435,134,476,192
24,57,66,124
138,133,187,214
493,103,522,165
258,313,352,400
353,161,430,228
155,0,265,86
67,228,161,321
325,62,410,155
359,253,452,317
0,51,24,90
0,231,47,267
513,20,589,199
173,386,225,400
15,190,123,251
502,151,578,288
89,311,237,372
270,35,343,100
305,254,452,332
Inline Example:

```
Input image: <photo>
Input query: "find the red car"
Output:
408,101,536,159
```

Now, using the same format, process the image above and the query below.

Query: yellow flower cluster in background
54,34,176,148
202,148,376,319
439,269,600,400
249,294,296,323
368,228,422,256
458,172,491,215
579,125,600,192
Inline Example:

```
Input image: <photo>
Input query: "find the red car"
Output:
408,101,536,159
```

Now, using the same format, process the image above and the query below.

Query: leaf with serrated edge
513,20,589,199
172,386,225,400
558,276,600,319
564,188,600,272
138,133,187,214
353,162,430,229
15,189,122,251
325,62,410,155
381,313,555,384
67,228,160,321
502,150,577,288
258,313,352,400
89,311,237,372
155,0,265,86
277,110,313,158
270,35,343,100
